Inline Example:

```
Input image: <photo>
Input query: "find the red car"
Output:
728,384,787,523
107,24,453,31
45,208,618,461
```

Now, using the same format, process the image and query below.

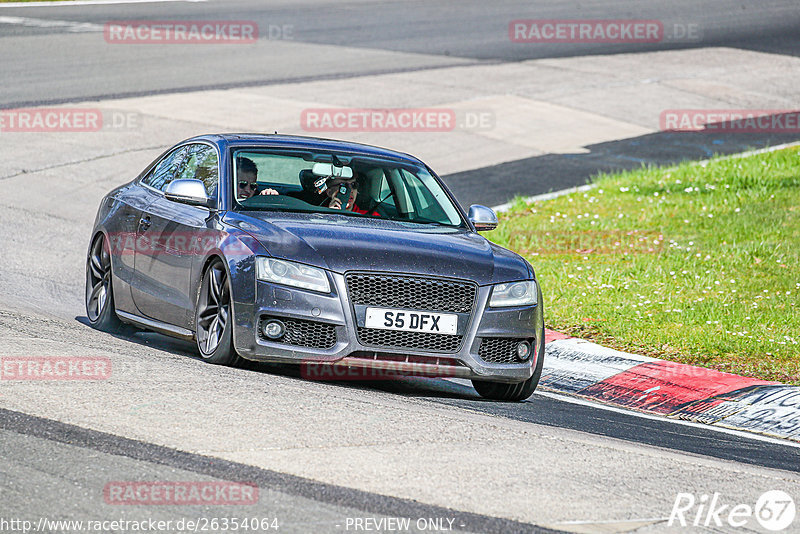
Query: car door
105,180,157,316
131,143,219,327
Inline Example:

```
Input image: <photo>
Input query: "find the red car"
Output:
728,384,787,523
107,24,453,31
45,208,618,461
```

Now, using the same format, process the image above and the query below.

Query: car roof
189,133,423,164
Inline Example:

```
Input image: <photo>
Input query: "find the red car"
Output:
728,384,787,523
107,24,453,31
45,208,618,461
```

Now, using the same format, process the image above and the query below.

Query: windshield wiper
403,217,452,227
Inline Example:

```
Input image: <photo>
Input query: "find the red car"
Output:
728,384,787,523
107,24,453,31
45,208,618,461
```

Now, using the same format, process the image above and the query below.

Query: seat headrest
299,169,317,191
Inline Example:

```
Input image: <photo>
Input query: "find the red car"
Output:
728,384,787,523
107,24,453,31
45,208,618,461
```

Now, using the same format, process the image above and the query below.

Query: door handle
138,216,151,231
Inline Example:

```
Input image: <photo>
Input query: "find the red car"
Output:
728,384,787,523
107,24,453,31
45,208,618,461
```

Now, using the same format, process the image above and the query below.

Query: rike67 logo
669,490,795,531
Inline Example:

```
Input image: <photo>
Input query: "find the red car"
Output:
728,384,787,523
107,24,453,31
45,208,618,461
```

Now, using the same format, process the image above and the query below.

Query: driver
236,157,278,200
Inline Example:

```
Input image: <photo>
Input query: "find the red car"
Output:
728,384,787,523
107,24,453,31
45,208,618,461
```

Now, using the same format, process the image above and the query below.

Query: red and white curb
542,330,800,443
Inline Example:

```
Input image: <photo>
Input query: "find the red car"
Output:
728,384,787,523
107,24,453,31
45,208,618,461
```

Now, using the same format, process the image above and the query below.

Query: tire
195,259,242,366
472,309,546,402
86,234,122,332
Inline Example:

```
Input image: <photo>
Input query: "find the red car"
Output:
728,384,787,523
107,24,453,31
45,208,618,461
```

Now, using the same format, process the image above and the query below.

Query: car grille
347,352,467,367
346,273,476,353
356,327,462,353
259,316,336,349
345,273,476,313
478,337,527,364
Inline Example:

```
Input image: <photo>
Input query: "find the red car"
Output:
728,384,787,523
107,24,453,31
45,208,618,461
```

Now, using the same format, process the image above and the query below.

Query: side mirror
164,179,214,208
468,204,498,231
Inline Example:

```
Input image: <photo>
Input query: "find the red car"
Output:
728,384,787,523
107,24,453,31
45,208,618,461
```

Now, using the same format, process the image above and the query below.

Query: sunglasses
238,181,258,189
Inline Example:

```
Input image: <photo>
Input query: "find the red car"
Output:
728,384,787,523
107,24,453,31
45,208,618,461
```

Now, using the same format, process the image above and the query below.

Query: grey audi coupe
86,134,544,400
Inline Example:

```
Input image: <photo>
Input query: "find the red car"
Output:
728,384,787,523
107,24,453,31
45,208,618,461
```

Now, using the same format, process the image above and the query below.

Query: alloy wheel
86,236,112,322
197,263,230,355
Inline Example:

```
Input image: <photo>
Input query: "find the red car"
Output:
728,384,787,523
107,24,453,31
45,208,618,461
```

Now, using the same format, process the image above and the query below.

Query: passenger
236,157,278,200
296,169,356,207
325,175,379,216
324,178,357,210
295,169,379,216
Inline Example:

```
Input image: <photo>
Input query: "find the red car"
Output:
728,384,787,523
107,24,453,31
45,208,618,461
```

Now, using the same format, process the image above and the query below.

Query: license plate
364,307,458,335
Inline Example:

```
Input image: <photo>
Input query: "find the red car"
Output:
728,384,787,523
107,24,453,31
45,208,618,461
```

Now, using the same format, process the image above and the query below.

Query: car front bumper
232,272,542,383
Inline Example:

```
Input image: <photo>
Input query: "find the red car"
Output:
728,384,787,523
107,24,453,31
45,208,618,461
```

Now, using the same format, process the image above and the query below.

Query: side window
402,169,451,222
177,144,219,196
384,168,413,215
142,145,188,192
377,173,397,207
404,169,437,212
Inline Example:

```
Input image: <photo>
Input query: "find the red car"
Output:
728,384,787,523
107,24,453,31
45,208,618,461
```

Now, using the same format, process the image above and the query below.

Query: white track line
554,517,669,526
491,140,800,212
536,390,800,449
0,0,204,7
491,184,594,212
0,15,103,31
484,140,800,446
446,377,800,446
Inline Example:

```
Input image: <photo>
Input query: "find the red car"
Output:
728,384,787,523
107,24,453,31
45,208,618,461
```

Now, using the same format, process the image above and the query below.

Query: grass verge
492,146,800,384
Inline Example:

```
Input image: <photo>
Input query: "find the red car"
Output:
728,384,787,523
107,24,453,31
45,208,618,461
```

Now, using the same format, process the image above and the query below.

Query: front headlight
255,257,330,293
489,280,537,307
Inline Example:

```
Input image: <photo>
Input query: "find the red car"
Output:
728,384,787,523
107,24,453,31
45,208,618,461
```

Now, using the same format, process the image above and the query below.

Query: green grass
492,147,800,384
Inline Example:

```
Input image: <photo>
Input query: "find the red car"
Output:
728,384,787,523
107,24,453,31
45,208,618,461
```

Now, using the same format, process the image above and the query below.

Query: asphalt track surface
2,1,800,532
0,412,552,534
1,312,799,532
4,0,800,206
2,0,800,108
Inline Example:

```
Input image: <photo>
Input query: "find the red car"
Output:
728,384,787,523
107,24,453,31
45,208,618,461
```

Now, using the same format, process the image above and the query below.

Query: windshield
231,149,464,227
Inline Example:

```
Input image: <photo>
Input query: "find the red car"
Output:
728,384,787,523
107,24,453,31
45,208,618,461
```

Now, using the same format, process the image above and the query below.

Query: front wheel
472,323,545,402
86,234,122,332
195,259,242,366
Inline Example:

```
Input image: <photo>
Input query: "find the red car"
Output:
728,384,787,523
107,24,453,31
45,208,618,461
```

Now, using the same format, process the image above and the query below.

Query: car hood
225,211,530,285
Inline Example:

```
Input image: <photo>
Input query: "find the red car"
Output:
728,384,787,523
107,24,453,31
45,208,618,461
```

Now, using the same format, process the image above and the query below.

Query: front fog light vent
516,341,531,361
259,316,337,349
478,337,530,364
263,319,286,339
